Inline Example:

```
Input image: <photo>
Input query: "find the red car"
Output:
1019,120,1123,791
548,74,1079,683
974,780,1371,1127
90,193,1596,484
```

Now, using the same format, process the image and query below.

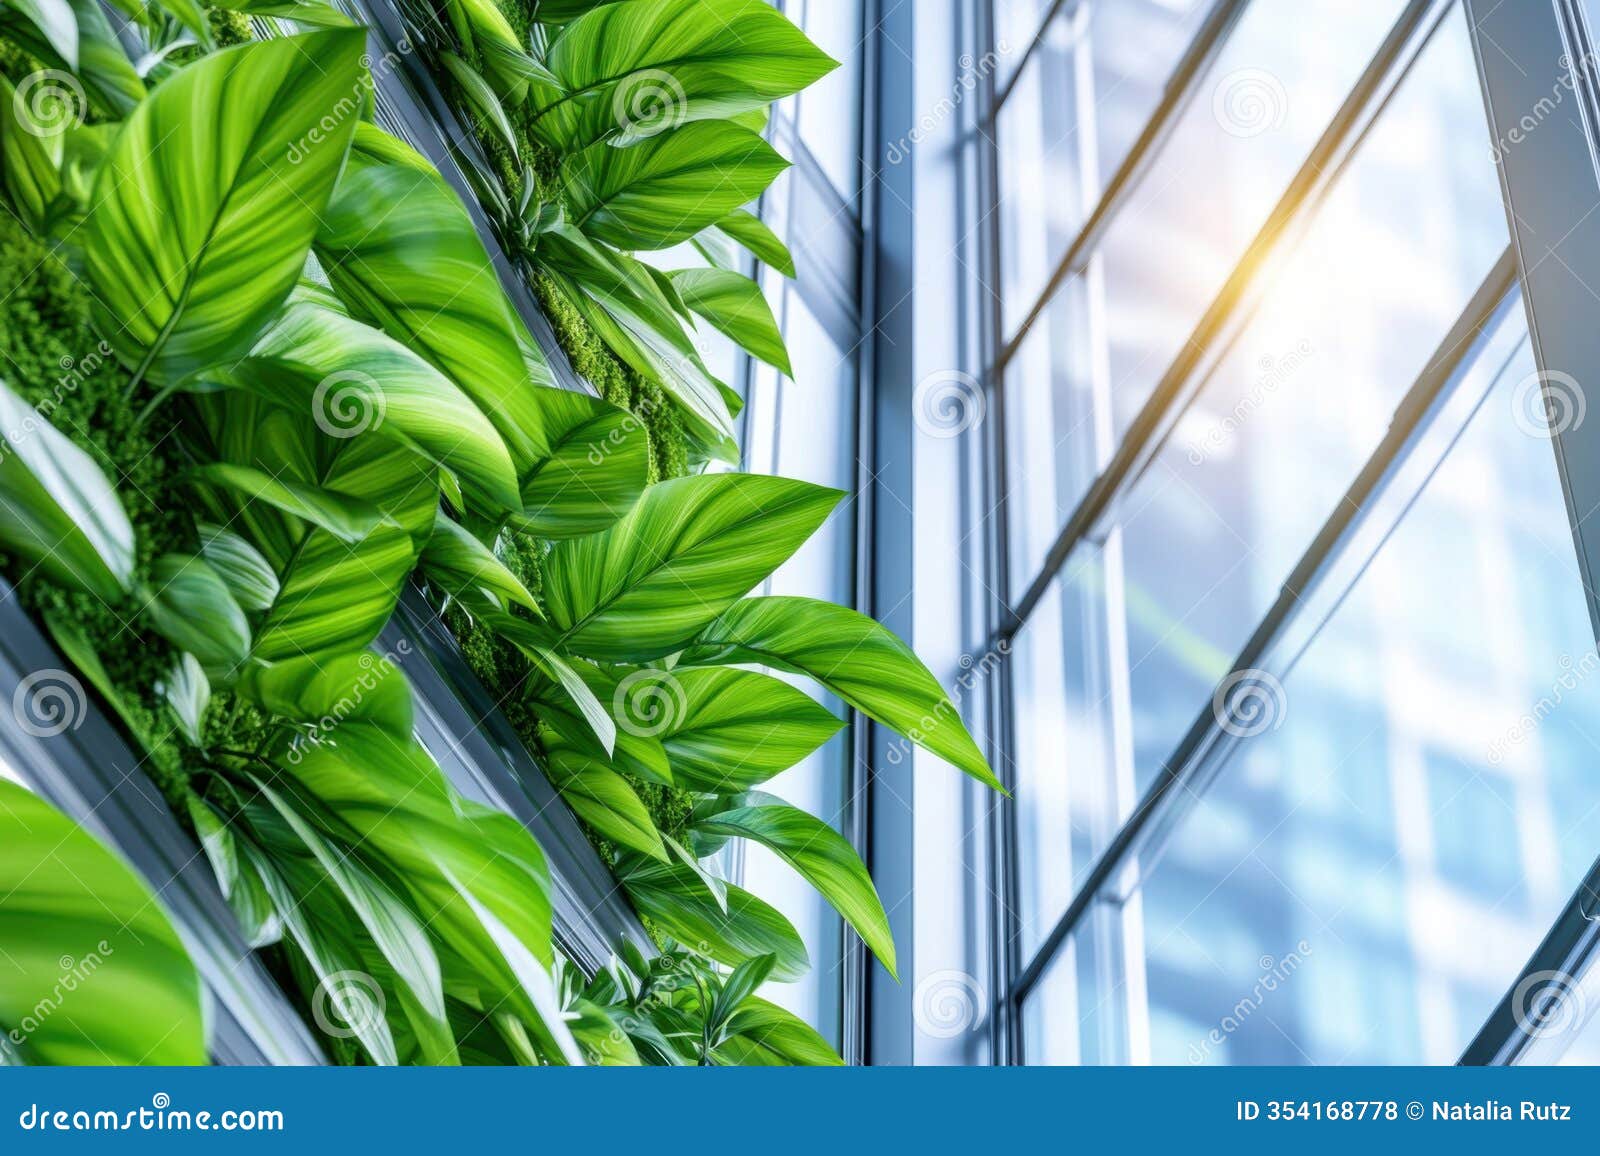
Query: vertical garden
0,0,996,1065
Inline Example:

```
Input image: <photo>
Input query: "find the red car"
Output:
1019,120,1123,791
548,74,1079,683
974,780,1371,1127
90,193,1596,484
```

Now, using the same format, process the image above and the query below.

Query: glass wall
981,0,1600,1064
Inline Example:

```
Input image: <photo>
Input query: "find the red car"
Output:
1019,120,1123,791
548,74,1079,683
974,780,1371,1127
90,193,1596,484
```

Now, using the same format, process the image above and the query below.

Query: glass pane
1114,10,1506,795
793,0,864,205
1000,0,1406,595
996,0,1211,332
1129,332,1600,1065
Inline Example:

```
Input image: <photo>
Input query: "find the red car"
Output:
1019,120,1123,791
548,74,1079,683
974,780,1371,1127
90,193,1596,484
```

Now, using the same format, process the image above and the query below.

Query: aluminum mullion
998,0,1452,642
1007,248,1521,1007
992,0,1079,111
992,0,1249,375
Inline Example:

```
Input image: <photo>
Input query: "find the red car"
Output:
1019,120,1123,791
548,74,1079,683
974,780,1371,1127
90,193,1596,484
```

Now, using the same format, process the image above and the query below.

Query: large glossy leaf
84,31,365,384
512,386,651,539
421,518,539,613
8,0,77,68
0,379,133,602
543,742,667,861
0,74,61,232
197,298,520,516
197,522,279,612
720,996,841,1065
0,779,206,1065
656,668,842,792
205,0,354,25
188,462,388,544
669,268,791,375
235,649,415,737
315,130,554,473
189,393,438,663
695,795,895,978
542,474,840,662
563,121,787,251
621,856,807,980
529,0,837,149
141,553,252,677
679,596,1003,791
0,0,142,118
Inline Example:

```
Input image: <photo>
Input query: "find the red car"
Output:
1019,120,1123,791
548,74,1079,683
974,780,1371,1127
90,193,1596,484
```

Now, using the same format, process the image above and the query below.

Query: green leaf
489,611,617,755
0,0,143,118
542,474,842,662
316,129,556,474
141,553,251,677
422,518,539,613
544,742,667,861
530,0,837,149
196,297,520,516
251,776,455,1064
84,31,366,384
512,386,651,539
189,393,438,663
8,0,77,69
708,953,773,1038
563,121,788,251
206,0,354,26
0,378,133,602
696,796,895,978
159,653,209,746
621,856,808,980
695,208,795,278
441,51,520,163
0,74,62,232
235,648,415,738
657,668,842,792
669,267,791,375
197,521,279,612
527,659,670,784
681,597,1002,791
720,996,841,1065
0,779,207,1064
189,462,389,544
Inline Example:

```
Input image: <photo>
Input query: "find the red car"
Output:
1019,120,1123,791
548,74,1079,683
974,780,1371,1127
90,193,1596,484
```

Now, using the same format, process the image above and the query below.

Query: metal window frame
1460,0,1600,1066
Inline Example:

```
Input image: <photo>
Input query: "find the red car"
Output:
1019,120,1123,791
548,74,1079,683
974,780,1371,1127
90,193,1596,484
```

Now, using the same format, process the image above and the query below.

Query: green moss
209,8,254,48
0,213,197,802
